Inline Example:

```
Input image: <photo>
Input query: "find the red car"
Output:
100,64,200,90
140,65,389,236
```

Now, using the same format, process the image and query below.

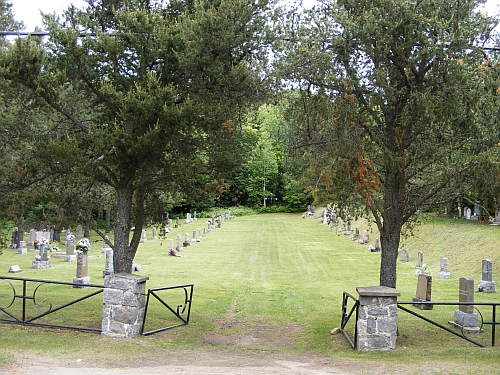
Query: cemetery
1,210,499,373
0,0,499,372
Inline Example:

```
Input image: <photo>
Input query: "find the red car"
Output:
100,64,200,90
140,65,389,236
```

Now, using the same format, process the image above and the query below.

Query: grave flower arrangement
47,242,60,252
76,238,91,253
39,237,49,246
66,234,75,243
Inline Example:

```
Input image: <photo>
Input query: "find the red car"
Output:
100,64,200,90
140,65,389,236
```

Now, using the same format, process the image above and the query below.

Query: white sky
9,0,500,31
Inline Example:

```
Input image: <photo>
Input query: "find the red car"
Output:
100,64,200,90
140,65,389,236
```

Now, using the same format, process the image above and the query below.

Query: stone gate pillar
356,286,400,351
102,273,149,338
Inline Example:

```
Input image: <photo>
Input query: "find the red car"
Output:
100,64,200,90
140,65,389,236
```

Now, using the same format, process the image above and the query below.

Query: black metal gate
141,284,194,336
398,301,500,347
0,275,194,336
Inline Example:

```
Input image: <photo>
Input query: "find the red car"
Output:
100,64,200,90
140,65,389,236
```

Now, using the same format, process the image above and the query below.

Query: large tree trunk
113,187,145,273
379,168,405,288
114,188,135,273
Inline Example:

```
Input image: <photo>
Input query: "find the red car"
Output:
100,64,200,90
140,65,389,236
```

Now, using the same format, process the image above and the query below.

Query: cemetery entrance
0,276,193,336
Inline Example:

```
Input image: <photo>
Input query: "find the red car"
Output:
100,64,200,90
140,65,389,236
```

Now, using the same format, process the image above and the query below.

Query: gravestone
465,207,471,220
183,233,190,247
345,221,352,236
450,277,479,333
193,211,197,221
412,274,433,310
417,252,423,267
76,225,83,238
360,230,368,244
73,251,90,287
400,248,409,263
9,265,22,273
169,238,180,257
337,219,344,233
374,238,380,252
474,202,481,217
35,231,44,246
191,229,197,243
438,258,451,279
176,234,182,252
478,259,496,293
17,241,27,255
64,233,76,262
353,227,360,241
168,218,173,231
32,242,50,269
151,227,156,240
203,227,206,237
103,248,113,278
28,229,36,246
140,229,147,243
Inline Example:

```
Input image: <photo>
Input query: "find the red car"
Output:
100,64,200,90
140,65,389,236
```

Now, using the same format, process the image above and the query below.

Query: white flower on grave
39,237,49,246
76,238,91,253
47,242,60,252
66,234,76,242
416,263,430,275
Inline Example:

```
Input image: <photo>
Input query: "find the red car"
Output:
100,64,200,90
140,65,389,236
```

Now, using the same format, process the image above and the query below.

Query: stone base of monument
449,310,481,333
64,254,77,262
17,248,27,254
478,280,496,293
411,297,433,310
73,276,91,288
32,260,50,269
438,271,450,279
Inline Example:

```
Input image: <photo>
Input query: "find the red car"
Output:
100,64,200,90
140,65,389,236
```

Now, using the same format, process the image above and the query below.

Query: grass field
1,212,499,373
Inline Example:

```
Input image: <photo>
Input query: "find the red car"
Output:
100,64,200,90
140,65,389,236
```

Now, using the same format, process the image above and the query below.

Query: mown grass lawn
1,212,499,373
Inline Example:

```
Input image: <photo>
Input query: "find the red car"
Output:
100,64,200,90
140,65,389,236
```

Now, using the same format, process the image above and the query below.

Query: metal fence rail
141,284,194,336
0,275,104,332
341,291,359,349
398,301,500,347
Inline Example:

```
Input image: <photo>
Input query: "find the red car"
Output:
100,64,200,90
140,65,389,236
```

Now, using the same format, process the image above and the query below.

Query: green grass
1,213,499,372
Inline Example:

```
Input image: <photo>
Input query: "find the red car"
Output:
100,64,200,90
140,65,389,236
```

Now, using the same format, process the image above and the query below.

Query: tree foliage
276,0,500,287
0,0,272,272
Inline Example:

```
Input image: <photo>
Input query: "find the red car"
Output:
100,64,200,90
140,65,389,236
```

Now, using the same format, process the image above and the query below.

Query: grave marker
412,274,433,310
400,248,409,263
450,277,479,333
417,252,423,267
478,259,496,293
17,241,27,255
73,251,90,287
438,258,450,279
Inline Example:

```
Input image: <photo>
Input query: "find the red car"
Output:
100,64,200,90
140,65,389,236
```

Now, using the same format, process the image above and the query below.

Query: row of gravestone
320,207,381,252
401,248,497,292
10,227,84,250
412,274,493,333
9,210,233,286
406,247,497,334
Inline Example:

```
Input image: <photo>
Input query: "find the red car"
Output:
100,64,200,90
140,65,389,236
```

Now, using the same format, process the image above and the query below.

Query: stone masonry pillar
102,273,149,338
356,286,400,351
